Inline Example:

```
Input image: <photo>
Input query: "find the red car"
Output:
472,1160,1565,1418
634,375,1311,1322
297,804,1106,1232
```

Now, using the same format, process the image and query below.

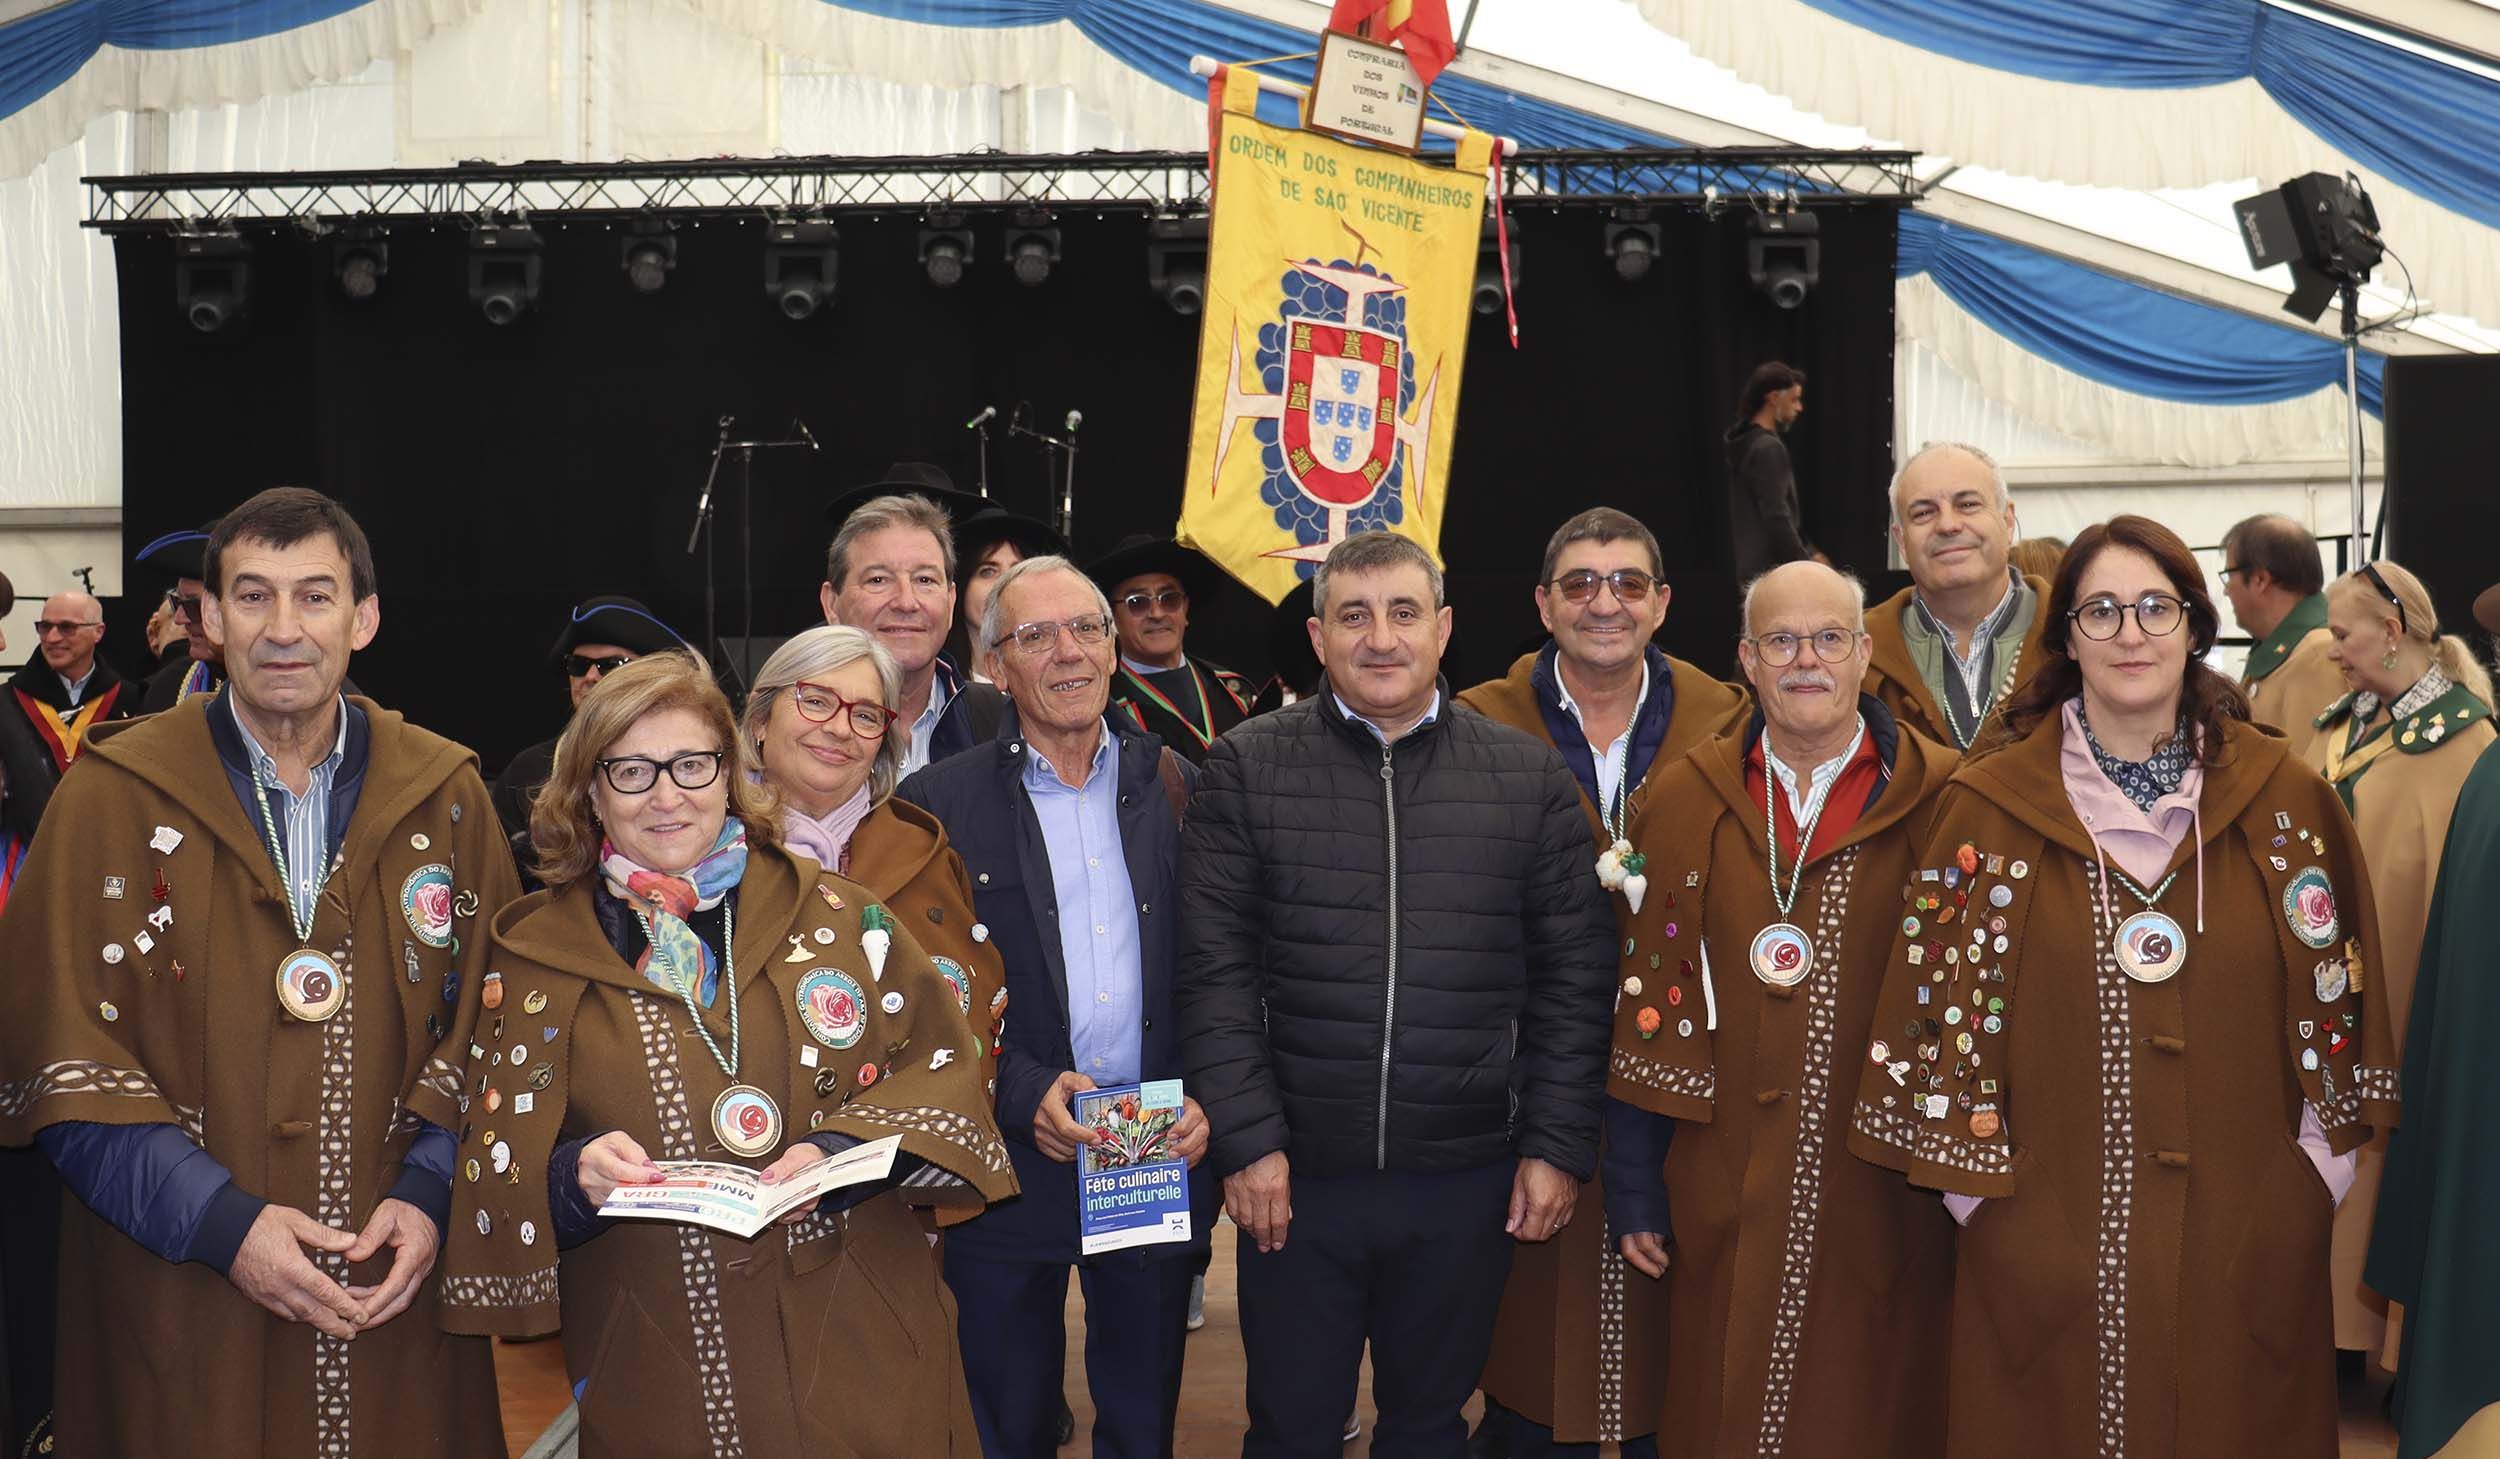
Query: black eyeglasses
2216,564,2248,582
2359,563,2409,636
996,614,1114,657
32,620,98,637
1116,589,1187,614
1747,627,1859,666
1549,569,1658,605
593,750,726,794
565,653,633,679
2069,593,2185,641
785,681,898,738
163,590,202,619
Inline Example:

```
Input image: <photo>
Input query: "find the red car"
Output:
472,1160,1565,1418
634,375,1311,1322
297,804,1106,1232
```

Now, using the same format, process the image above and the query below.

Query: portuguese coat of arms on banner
1180,77,1491,604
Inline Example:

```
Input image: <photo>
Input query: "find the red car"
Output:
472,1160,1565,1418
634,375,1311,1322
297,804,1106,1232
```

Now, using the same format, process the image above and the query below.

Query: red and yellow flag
1327,0,1457,89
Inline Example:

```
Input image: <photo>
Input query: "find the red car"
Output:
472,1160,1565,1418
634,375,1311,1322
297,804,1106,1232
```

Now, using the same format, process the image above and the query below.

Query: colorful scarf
599,820,747,1005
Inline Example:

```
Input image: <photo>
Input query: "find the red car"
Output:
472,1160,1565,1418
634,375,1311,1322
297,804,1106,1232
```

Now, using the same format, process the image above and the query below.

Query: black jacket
0,657,134,840
897,710,1214,1262
1725,420,1812,581
1176,684,1615,1183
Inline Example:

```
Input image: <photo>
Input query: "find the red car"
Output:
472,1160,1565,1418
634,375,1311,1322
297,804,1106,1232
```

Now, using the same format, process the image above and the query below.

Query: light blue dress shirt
1023,730,1143,1085
230,694,349,932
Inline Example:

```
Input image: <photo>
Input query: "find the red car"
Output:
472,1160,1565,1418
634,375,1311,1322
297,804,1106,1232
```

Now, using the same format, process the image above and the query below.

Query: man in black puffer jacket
1178,531,1615,1458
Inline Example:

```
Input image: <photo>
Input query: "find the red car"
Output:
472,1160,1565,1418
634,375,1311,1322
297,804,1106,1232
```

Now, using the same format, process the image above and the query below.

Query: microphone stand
1010,408,1083,540
685,414,818,694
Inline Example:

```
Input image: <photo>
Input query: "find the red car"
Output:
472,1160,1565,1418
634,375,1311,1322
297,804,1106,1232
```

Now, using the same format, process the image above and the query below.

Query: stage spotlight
1747,210,1820,310
764,220,838,320
621,224,677,294
1472,231,1519,317
174,234,251,333
332,233,387,303
1147,216,1208,315
2232,172,2382,324
467,225,543,326
1605,213,1661,283
1005,211,1060,288
919,217,973,289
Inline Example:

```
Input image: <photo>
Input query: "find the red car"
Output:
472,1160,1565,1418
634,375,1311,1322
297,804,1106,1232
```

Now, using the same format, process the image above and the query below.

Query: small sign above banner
1304,29,1428,156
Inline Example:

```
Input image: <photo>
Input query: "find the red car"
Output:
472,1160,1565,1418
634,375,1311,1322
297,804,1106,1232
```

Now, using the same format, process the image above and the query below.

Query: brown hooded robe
1863,574,2051,752
1459,648,1746,1444
1849,714,2401,1459
1605,706,1957,1458
434,844,1016,1459
0,694,510,1459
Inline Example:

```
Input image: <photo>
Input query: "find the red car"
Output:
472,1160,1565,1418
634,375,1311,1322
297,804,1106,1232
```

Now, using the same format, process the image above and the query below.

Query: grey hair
1313,531,1444,616
979,554,1114,657
742,624,909,806
1739,565,1868,638
825,493,957,593
1886,441,2006,528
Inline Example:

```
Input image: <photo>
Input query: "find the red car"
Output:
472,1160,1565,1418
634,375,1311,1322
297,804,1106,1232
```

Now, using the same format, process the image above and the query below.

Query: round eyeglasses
2068,593,2184,642
1747,628,1859,666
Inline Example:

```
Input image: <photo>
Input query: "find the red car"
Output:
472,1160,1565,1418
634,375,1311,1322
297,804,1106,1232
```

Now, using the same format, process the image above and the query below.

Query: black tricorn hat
955,505,1068,567
548,595,691,666
1085,534,1221,604
823,461,991,528
135,520,220,582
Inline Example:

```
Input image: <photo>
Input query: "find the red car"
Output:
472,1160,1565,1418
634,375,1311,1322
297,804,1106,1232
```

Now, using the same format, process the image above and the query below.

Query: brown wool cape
1848,714,2403,1459
2245,608,2345,765
1863,575,2052,752
2306,684,2494,1358
434,844,1016,1459
836,798,1011,1110
1458,649,1747,1444
1603,709,1958,1459
0,694,512,1459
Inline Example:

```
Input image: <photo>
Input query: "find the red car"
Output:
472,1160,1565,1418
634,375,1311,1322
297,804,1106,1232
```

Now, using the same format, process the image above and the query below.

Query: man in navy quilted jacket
1177,530,1616,1459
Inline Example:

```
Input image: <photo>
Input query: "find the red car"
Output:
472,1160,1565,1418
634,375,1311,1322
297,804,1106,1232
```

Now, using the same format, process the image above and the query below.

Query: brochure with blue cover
1075,1078,1192,1254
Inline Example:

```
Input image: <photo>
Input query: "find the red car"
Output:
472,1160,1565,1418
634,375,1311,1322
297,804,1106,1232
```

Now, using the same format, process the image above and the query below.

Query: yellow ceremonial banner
1178,103,1489,605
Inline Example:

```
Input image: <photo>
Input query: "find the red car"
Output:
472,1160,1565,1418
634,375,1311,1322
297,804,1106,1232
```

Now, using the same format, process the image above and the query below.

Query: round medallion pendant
275,948,346,1022
2114,910,2187,984
1750,923,1814,988
712,1084,783,1158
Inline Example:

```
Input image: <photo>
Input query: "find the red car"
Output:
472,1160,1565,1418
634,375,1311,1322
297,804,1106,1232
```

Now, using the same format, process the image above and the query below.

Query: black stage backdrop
115,201,1897,773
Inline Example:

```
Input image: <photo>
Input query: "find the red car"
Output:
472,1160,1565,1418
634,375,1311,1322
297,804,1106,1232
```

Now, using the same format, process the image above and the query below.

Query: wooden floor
493,1217,2406,1456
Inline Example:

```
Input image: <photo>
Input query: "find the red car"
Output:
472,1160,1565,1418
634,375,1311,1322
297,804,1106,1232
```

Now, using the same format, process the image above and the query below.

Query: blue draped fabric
0,0,382,125
0,0,2392,419
1899,213,2384,416
1787,0,2500,235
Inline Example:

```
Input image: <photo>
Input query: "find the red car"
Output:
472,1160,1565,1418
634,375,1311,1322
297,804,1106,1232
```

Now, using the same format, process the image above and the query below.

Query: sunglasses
1548,569,1658,605
565,653,634,678
32,621,99,637
1117,589,1187,614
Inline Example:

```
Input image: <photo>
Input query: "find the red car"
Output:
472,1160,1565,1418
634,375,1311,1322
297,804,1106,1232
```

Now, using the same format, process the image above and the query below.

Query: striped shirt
229,695,349,934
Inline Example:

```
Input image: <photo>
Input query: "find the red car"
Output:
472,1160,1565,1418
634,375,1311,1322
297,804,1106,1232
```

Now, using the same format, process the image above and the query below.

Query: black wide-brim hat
135,520,220,582
955,505,1068,567
2476,580,2500,637
548,595,691,666
1085,534,1222,604
1268,577,1319,691
823,461,992,528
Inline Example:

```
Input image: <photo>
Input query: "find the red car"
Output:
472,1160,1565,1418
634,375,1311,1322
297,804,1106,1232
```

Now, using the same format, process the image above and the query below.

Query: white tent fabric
1635,0,2500,330
0,0,2431,520
1896,273,2359,468
0,0,484,179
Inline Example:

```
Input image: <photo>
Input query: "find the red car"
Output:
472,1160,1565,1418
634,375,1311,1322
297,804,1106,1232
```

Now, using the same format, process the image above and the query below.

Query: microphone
964,405,998,430
1064,409,1083,434
793,419,820,451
